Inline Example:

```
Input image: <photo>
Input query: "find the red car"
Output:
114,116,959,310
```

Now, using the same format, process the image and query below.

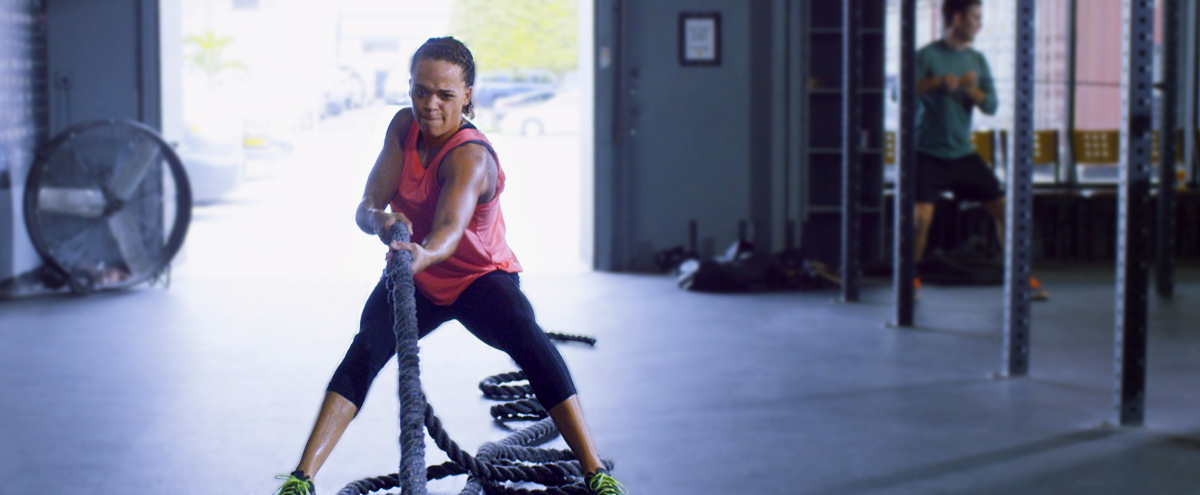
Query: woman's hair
410,36,476,118
942,0,981,26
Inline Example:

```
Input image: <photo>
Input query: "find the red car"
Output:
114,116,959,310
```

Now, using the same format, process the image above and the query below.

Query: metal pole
842,0,862,302
615,0,634,270
893,0,916,327
1191,2,1200,188
798,2,812,231
605,0,629,271
1003,0,1036,377
790,0,804,244
1063,0,1079,185
1156,0,1179,298
1114,0,1154,427
783,0,792,249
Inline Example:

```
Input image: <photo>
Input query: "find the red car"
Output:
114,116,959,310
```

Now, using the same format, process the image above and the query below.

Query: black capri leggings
327,270,577,411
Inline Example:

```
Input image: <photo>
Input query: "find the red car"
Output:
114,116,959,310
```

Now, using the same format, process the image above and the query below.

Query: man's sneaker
585,469,629,495
274,471,314,495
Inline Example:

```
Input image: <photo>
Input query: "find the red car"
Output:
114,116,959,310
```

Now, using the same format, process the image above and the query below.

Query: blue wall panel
598,0,759,270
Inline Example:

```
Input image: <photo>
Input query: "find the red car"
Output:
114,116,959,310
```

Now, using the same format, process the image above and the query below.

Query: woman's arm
357,109,414,245
388,143,496,274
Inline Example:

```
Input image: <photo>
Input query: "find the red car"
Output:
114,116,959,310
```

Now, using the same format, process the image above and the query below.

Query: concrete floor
3,264,1200,495
4,107,1200,494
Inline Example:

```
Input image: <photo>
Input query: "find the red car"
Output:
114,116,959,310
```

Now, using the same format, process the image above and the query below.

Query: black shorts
915,152,1004,203
326,270,577,411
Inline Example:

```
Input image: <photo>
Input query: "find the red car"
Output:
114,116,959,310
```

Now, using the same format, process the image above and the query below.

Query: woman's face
410,58,472,140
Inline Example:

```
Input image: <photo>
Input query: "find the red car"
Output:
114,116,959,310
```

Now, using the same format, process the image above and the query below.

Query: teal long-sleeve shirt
915,39,998,159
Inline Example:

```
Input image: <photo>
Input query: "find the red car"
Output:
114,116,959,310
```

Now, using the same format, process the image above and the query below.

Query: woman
273,37,627,495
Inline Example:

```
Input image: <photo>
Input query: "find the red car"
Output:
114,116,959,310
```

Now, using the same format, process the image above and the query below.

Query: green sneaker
585,469,628,495
274,470,315,495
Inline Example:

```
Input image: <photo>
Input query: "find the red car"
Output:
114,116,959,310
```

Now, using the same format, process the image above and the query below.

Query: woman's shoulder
439,123,496,168
449,121,495,155
457,120,489,138
389,107,416,146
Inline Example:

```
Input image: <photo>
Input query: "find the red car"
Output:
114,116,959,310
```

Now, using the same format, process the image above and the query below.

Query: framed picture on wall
679,12,720,66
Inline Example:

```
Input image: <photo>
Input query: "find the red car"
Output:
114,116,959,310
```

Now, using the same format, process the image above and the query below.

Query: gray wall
0,0,159,288
595,0,790,271
46,0,160,135
0,0,49,284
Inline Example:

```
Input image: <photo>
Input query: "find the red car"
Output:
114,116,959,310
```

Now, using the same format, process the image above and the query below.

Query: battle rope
336,224,611,495
386,223,427,495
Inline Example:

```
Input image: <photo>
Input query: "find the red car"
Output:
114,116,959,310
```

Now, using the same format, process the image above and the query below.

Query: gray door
595,0,776,271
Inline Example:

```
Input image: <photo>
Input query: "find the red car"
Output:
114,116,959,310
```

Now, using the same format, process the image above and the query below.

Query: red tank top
390,116,522,305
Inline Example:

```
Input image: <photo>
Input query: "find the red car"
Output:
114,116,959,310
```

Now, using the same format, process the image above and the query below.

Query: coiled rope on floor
336,224,610,495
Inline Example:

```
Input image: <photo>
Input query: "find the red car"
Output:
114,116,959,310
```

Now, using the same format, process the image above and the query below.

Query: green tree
184,31,247,78
450,0,578,76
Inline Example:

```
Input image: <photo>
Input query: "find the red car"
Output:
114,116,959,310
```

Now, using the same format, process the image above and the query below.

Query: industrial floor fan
24,120,191,294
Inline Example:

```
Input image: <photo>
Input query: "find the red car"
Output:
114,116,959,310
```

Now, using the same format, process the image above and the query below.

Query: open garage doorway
163,0,595,283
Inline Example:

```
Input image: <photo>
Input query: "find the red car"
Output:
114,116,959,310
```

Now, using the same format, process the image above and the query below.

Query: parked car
321,67,369,118
178,120,245,205
494,89,580,136
494,89,555,116
178,82,246,203
340,67,369,108
382,67,410,105
242,117,294,162
382,67,555,110
472,69,558,109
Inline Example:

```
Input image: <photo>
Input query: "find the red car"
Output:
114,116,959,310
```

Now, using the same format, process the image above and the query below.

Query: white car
178,128,244,205
494,90,580,136
177,110,245,205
